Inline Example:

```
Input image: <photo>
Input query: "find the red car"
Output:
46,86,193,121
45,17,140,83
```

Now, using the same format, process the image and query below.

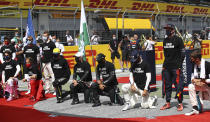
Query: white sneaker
185,109,199,116
45,90,50,94
53,92,56,96
122,103,132,111
25,90,31,95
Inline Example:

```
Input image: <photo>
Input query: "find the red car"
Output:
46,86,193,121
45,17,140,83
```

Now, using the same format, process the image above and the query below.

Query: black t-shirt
41,41,56,63
15,44,24,64
163,35,185,69
0,45,16,56
73,61,92,82
121,39,131,51
2,60,18,82
51,57,71,79
109,39,119,51
96,61,118,86
130,60,151,90
24,44,40,63
23,64,42,80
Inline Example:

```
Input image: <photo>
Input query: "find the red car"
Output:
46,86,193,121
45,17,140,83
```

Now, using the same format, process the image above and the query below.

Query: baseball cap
96,53,105,62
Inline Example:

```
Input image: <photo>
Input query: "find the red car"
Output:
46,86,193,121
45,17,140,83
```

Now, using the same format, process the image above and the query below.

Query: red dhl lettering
88,0,118,9
193,8,208,14
155,52,163,60
155,46,163,51
202,49,209,56
131,2,155,11
34,0,70,6
166,5,185,13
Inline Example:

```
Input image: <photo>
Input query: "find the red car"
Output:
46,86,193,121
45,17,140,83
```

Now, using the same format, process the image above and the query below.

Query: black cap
130,51,140,63
96,53,106,62
164,24,175,30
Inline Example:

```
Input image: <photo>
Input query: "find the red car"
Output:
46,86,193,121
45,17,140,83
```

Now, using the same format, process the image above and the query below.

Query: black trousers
52,78,69,100
162,69,184,103
90,82,116,104
70,82,90,103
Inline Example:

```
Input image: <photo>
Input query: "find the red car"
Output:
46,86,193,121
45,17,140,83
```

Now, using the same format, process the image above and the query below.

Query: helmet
130,51,140,63
164,24,175,30
96,53,105,62
53,48,60,54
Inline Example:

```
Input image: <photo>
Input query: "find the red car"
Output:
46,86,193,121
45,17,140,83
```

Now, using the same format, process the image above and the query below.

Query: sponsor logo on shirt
3,49,12,53
53,64,62,69
76,68,84,73
43,46,50,51
164,43,174,48
133,68,144,73
5,65,13,70
25,49,34,53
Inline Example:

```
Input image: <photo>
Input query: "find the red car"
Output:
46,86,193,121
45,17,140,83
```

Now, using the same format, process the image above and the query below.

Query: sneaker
160,102,170,110
45,90,50,94
71,99,79,105
57,98,63,103
122,103,132,111
177,103,184,111
25,90,31,95
53,92,56,96
185,109,199,116
7,97,13,102
92,102,101,107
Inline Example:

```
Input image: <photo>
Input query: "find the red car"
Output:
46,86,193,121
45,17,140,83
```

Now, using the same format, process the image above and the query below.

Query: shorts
111,51,120,60
121,50,130,61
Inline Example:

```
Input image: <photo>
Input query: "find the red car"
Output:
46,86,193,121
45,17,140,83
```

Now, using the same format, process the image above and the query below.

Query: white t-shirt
66,35,73,42
144,40,155,50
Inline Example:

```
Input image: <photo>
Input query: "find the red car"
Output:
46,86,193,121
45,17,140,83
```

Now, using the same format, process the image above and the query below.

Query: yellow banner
0,10,28,18
64,40,210,72
0,0,209,16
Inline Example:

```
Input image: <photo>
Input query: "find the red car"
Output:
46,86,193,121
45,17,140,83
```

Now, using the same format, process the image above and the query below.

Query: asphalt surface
31,65,210,118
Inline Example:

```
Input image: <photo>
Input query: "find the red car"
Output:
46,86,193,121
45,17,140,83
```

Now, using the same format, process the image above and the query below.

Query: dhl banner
63,40,210,72
0,0,209,16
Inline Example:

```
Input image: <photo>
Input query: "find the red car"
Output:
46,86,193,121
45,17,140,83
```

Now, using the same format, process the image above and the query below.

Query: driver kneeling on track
70,52,93,105
51,48,71,103
90,53,124,107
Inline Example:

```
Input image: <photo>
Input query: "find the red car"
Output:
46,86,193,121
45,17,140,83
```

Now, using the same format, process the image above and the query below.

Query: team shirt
23,64,42,80
24,44,40,63
96,61,118,86
41,41,56,63
130,60,151,90
2,60,18,81
51,57,71,79
73,61,92,82
109,39,119,51
163,35,185,69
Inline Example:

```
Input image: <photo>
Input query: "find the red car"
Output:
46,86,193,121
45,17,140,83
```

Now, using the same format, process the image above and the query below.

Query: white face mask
113,37,116,40
52,39,56,42
42,36,48,41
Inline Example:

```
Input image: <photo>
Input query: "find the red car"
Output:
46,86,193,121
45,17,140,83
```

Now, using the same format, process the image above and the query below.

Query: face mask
113,37,116,40
26,63,31,68
75,57,81,63
42,36,48,41
166,30,172,37
4,55,10,61
28,40,32,44
52,39,56,42
18,44,23,47
53,54,60,60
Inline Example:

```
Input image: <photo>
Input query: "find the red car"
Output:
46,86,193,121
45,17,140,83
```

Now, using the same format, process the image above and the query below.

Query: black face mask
53,54,60,60
4,55,11,61
97,59,105,65
75,57,81,63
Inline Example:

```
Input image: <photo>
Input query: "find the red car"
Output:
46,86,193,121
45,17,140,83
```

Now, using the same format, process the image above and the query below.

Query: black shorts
121,50,130,61
111,51,120,60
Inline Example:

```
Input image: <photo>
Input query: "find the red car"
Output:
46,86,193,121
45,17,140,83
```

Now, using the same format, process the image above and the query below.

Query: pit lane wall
63,40,210,72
